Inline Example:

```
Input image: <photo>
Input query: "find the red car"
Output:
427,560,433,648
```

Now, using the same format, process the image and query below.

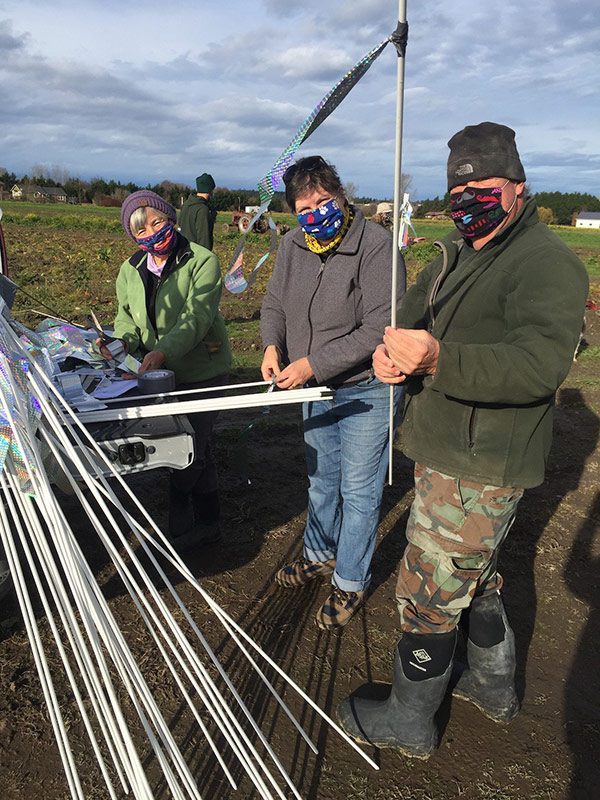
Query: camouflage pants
396,464,524,635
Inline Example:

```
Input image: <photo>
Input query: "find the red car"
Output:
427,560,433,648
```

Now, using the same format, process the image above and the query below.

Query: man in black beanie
179,173,217,250
337,122,588,758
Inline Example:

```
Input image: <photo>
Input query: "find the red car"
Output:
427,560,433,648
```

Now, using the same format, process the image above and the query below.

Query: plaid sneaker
275,557,336,588
315,588,365,630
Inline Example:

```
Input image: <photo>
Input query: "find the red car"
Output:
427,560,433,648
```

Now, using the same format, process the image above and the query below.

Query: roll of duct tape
137,369,176,395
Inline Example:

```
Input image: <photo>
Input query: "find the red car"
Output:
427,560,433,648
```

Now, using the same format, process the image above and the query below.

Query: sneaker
275,557,336,588
315,587,365,630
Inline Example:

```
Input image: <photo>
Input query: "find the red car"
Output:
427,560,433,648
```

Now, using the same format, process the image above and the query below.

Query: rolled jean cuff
304,544,335,563
332,570,370,594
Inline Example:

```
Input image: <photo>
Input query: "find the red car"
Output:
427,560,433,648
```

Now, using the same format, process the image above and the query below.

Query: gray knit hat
447,122,526,191
120,190,177,240
196,173,216,193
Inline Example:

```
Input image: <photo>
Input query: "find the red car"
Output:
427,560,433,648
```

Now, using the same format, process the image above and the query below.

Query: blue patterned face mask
297,198,345,240
135,222,176,256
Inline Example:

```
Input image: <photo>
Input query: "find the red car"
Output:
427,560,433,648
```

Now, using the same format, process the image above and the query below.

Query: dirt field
1,221,600,799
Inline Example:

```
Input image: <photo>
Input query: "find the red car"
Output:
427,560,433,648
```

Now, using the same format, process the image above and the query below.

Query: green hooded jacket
399,199,588,488
113,238,231,384
178,195,216,251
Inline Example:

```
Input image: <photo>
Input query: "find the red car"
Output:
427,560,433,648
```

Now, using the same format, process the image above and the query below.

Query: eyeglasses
283,155,328,185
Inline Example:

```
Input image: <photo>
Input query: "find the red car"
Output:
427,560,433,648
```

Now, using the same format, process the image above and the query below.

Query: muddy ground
1,305,600,800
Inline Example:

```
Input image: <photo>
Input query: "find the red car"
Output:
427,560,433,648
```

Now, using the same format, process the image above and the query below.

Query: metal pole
388,1,408,484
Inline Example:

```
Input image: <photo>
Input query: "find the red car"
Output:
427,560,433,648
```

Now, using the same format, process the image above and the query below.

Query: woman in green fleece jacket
105,190,231,552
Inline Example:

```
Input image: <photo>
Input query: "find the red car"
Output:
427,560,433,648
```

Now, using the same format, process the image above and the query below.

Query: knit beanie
120,190,177,240
195,173,216,193
447,122,526,191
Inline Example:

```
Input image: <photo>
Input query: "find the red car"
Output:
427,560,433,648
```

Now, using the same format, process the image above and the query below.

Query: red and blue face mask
450,183,508,239
136,222,177,256
297,198,345,240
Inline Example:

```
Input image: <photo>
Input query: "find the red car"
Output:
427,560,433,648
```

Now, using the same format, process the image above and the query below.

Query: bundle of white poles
0,313,377,800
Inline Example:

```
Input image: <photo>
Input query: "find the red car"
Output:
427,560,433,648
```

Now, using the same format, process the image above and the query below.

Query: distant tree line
2,165,598,223
0,166,290,210
531,192,600,225
413,189,600,225
413,194,451,218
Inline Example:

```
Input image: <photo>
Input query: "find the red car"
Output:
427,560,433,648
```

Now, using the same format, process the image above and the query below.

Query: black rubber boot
192,490,222,546
337,630,457,759
453,591,519,722
0,554,12,602
168,485,194,539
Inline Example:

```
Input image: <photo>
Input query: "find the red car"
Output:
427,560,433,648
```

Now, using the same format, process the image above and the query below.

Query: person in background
260,155,405,630
337,122,588,758
179,173,217,250
101,190,231,552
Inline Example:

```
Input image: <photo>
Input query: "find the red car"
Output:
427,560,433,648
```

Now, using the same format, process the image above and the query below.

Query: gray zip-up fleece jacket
260,208,405,386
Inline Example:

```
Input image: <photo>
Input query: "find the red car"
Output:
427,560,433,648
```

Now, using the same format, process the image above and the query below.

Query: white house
11,184,67,203
575,211,600,229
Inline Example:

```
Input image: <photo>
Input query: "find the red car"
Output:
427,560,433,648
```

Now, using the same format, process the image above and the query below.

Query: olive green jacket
399,199,588,488
178,195,216,251
113,238,231,384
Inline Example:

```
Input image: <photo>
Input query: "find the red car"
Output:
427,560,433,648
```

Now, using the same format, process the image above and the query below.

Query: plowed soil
1,277,599,800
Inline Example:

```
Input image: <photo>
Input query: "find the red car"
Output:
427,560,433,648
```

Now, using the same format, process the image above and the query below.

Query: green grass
1,199,120,218
547,224,600,248
225,319,260,338
583,254,600,277
231,350,263,371
573,377,600,387
410,217,455,240
2,200,599,333
577,345,600,360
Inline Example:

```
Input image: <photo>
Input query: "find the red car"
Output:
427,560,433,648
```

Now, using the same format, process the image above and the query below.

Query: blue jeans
302,377,404,593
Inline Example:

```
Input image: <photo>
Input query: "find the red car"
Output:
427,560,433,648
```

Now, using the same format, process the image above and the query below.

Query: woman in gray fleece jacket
260,156,405,630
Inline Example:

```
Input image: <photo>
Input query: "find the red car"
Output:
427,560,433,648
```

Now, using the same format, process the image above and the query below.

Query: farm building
424,210,449,220
575,211,600,229
11,184,67,203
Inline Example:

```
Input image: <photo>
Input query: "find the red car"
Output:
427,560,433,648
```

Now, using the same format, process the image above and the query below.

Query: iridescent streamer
225,36,391,294
398,192,417,250
0,349,41,492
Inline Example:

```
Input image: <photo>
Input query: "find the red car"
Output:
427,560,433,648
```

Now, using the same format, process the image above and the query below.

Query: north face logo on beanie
455,163,474,177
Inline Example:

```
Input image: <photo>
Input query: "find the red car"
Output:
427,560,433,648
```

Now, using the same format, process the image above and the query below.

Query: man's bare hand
383,327,440,376
373,343,405,384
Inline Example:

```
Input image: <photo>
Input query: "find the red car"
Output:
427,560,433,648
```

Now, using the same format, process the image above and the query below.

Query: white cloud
0,1,598,198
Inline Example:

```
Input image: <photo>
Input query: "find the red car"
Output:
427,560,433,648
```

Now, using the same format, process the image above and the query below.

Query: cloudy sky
1,0,598,199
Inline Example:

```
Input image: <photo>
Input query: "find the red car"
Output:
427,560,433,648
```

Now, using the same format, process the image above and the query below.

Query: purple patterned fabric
120,190,177,241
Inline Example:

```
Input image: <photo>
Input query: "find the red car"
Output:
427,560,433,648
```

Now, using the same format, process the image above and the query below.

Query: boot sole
452,688,519,723
339,728,432,760
337,717,433,760
168,533,222,553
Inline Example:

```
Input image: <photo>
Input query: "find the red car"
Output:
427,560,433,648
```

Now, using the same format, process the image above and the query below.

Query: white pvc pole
388,0,408,484
100,379,271,404
76,384,332,424
1,317,380,773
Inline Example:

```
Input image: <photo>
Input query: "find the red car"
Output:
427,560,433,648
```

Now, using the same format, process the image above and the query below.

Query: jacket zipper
306,260,326,354
427,239,465,332
468,405,477,449
146,249,185,338
426,241,448,332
